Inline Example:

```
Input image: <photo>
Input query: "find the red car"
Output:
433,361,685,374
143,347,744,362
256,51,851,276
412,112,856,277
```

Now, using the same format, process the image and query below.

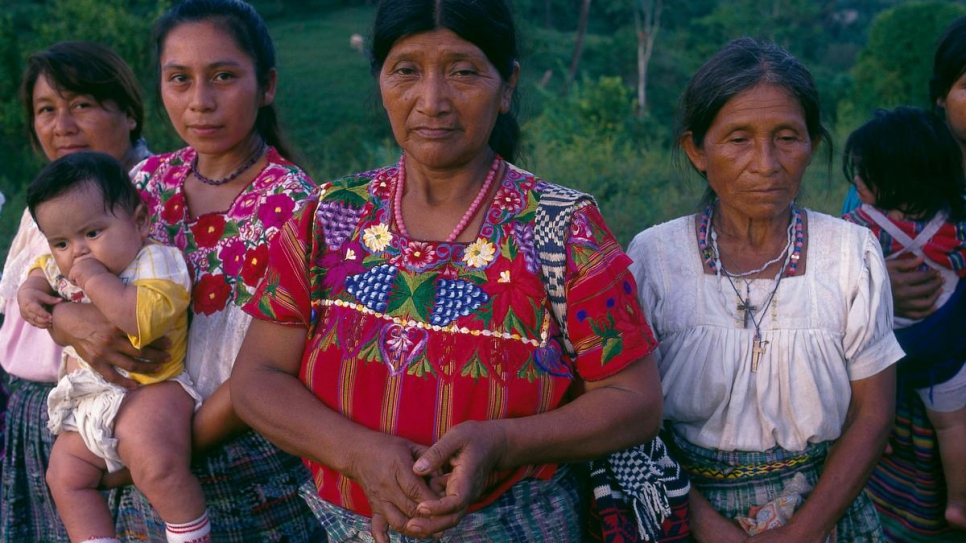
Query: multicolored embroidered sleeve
563,203,657,381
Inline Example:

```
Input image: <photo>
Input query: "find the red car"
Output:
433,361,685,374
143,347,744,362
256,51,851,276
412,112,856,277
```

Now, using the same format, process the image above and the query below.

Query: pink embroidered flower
492,187,523,214
258,193,296,230
193,273,231,315
402,241,436,269
138,190,159,217
371,170,394,201
241,244,270,287
230,191,260,221
192,214,227,248
219,240,248,277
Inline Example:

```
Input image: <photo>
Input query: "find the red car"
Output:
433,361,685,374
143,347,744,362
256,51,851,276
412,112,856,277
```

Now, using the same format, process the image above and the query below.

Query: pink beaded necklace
393,153,503,243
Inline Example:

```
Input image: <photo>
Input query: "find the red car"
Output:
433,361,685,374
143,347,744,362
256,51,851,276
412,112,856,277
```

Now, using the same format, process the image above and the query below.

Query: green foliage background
1,0,965,263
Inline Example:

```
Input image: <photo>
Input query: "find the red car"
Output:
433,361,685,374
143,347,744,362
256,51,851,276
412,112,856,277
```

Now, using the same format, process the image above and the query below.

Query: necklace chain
393,154,503,243
700,204,803,373
190,140,266,187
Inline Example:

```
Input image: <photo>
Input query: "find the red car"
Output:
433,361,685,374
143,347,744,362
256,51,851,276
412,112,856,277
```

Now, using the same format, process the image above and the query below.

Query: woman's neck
403,150,497,207
193,133,264,180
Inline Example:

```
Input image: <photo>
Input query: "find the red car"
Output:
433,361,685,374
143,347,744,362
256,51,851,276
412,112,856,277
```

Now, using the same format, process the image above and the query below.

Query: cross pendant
737,298,757,328
752,336,769,373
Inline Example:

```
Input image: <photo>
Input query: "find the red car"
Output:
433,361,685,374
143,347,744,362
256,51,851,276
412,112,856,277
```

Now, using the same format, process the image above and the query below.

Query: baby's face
35,183,146,278
852,174,877,206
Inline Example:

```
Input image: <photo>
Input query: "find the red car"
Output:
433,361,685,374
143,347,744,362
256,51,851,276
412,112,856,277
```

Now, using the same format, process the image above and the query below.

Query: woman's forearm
497,355,662,469
230,319,395,476
785,366,896,539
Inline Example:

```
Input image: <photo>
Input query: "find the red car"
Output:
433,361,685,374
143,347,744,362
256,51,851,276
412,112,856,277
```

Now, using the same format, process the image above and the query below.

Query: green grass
270,6,396,182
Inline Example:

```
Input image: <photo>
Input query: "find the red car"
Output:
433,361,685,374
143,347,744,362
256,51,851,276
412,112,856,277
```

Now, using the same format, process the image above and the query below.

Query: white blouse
626,211,903,452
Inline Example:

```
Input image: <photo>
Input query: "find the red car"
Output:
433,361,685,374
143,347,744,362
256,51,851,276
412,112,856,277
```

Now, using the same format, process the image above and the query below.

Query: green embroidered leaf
358,340,381,364
602,338,624,365
460,355,489,380
387,272,435,320
517,359,539,382
407,358,435,378
223,221,240,238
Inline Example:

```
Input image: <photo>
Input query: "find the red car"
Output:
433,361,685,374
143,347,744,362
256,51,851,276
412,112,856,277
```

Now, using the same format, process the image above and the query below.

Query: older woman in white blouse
627,38,902,543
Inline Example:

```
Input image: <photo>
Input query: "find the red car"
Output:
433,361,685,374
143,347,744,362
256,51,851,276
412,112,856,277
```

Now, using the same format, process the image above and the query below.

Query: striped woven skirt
669,434,884,542
866,387,965,542
112,430,318,542
299,465,584,542
0,377,70,542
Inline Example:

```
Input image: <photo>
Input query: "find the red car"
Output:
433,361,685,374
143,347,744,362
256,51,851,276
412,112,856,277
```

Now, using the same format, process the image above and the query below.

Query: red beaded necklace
393,154,503,243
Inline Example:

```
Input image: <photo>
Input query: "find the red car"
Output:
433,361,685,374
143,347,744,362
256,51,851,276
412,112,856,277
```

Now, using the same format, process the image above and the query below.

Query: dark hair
676,38,831,204
18,41,144,151
370,0,520,162
27,151,143,225
930,15,966,114
153,0,295,160
844,106,966,222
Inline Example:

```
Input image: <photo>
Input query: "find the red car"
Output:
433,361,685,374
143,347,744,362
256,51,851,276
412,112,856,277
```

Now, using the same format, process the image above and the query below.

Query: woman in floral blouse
50,1,319,541
231,1,665,542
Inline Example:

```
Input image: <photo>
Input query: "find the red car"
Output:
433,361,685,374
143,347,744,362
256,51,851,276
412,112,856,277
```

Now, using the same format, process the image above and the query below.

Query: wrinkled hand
51,303,168,390
405,420,509,538
68,257,109,290
344,434,440,543
887,256,942,319
17,284,61,328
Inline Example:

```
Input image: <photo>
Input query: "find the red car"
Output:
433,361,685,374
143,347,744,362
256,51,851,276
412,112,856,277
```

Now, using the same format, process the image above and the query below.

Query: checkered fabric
534,184,690,542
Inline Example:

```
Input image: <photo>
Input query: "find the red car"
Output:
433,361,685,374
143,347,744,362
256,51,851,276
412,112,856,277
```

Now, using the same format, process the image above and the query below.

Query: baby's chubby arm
70,258,139,337
17,269,62,328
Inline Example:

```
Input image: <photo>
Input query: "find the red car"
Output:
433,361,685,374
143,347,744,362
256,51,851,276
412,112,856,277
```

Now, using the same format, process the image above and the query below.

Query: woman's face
682,83,815,221
939,70,966,154
159,21,275,158
379,28,517,170
31,75,136,162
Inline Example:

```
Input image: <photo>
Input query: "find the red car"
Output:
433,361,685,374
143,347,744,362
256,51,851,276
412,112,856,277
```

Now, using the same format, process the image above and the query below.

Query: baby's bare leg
114,381,205,523
926,406,966,530
46,431,115,541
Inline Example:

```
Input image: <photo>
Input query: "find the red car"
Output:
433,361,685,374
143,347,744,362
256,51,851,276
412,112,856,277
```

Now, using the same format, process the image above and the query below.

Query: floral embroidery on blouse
132,146,315,315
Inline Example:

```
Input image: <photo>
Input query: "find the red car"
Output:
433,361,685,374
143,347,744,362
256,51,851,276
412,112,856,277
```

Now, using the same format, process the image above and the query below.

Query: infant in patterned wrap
16,152,211,543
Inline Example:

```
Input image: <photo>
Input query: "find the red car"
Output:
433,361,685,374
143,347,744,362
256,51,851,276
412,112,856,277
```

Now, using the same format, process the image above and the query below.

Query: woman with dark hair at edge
231,0,680,541
0,40,151,543
46,1,320,541
627,37,902,542
859,14,966,542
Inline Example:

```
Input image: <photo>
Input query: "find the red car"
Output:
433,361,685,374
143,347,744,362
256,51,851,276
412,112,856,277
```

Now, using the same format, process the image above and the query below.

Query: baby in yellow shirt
17,151,210,543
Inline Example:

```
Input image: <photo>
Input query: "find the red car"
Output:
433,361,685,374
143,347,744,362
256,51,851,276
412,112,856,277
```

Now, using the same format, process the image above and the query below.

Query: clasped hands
348,420,508,543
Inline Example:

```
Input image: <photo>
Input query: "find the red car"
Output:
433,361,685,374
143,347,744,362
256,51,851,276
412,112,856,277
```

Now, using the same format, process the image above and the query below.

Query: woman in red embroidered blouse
231,1,663,542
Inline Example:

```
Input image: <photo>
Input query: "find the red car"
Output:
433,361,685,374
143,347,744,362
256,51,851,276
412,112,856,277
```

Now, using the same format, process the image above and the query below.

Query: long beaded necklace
393,153,503,243
190,139,266,187
704,204,803,372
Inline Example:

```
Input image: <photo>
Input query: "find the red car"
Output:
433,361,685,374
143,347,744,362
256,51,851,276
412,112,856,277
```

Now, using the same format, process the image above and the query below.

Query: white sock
165,510,211,543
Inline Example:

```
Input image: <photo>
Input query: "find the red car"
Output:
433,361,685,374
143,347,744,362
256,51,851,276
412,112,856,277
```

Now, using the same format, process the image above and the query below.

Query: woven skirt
866,387,965,542
112,430,318,543
300,465,583,543
670,434,884,542
0,377,70,542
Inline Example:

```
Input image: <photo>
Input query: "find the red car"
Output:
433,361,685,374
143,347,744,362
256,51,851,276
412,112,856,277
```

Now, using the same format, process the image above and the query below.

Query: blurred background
0,0,963,258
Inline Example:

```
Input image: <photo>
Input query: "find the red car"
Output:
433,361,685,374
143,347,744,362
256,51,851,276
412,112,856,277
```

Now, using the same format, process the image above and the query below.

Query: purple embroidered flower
320,240,367,289
258,193,296,230
219,240,248,277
